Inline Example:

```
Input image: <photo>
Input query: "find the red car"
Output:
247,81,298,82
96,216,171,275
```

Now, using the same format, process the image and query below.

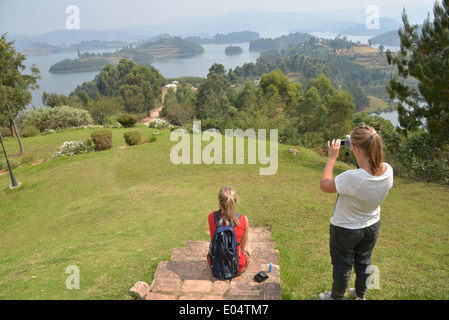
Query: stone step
137,278,281,300
170,226,279,262
130,226,282,300
147,268,281,300
153,260,213,282
170,240,279,264
170,241,209,262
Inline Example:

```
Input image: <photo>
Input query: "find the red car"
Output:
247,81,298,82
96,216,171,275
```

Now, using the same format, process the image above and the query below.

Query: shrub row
89,129,156,150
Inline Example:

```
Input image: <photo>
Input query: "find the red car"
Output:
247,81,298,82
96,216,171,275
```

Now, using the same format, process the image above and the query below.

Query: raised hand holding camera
327,139,341,161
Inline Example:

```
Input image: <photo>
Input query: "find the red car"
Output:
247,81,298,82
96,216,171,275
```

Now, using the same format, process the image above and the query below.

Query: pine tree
386,0,449,144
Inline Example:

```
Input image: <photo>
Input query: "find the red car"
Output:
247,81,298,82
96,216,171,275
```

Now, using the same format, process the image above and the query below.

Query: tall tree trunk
10,116,24,154
9,118,16,137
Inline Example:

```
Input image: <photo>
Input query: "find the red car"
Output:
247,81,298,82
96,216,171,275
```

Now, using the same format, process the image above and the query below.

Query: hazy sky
0,0,439,35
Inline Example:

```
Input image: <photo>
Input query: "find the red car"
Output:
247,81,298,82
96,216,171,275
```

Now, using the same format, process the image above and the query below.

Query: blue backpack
209,210,241,280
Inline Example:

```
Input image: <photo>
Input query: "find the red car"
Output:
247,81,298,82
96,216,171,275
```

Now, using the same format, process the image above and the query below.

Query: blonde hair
351,124,384,175
218,186,239,226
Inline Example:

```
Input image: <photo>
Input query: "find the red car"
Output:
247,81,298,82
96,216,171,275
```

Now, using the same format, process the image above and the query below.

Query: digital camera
340,134,352,149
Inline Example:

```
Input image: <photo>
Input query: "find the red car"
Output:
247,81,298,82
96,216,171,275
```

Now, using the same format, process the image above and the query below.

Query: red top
208,211,247,274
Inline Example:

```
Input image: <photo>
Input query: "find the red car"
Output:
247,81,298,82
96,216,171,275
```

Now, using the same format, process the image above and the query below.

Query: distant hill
249,32,314,51
120,9,372,37
22,40,131,56
118,4,434,36
293,17,401,36
369,25,423,47
185,31,260,44
37,29,147,46
369,30,401,47
6,4,435,52
5,29,147,51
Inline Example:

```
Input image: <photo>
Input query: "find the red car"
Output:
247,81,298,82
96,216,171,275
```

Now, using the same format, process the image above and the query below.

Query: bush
90,130,113,151
21,106,93,131
21,125,40,137
117,113,137,128
392,131,449,184
0,126,12,137
55,140,95,158
123,130,141,146
20,153,35,165
0,158,18,170
105,115,119,127
148,119,174,129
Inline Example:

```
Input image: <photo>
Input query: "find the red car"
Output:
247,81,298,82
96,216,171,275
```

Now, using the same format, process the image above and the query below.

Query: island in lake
49,37,204,73
225,46,243,55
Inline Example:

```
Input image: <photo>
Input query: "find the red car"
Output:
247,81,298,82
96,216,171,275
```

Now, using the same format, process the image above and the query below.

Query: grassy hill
0,127,448,299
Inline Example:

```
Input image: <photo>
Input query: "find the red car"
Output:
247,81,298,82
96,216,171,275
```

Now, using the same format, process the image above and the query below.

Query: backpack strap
214,210,241,228
213,210,222,227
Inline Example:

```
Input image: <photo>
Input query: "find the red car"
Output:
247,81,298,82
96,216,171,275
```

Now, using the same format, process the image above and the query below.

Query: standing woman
208,186,249,277
319,125,393,300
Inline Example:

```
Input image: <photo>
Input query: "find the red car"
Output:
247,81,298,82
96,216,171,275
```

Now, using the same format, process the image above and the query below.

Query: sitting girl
207,186,249,277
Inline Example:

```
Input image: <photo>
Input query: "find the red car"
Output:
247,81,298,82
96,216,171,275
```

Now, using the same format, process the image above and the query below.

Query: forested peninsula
49,37,204,73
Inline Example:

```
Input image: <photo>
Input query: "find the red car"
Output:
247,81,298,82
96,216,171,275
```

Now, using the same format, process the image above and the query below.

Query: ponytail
218,186,239,226
350,125,384,175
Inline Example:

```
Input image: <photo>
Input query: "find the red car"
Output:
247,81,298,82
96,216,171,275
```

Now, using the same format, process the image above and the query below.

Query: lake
22,33,400,127
376,110,399,127
23,43,261,108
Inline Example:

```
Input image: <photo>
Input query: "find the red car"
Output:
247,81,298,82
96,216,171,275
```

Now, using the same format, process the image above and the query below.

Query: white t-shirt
332,163,394,229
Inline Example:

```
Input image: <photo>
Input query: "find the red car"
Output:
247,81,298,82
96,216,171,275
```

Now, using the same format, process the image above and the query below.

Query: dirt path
141,106,163,126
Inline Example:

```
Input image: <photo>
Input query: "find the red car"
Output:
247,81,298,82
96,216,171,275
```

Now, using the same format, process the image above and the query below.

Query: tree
96,64,120,96
235,81,258,112
116,58,136,80
378,44,384,54
85,96,123,125
195,70,231,119
258,68,301,116
325,89,355,142
0,34,40,154
208,63,226,77
42,91,69,107
119,84,145,114
122,64,165,112
386,0,449,144
296,74,354,146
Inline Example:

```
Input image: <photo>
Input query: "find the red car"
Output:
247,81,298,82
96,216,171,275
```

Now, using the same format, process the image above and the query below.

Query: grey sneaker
348,288,366,300
319,291,335,300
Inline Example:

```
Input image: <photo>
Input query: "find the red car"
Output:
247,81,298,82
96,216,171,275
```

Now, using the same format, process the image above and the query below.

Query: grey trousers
329,221,380,300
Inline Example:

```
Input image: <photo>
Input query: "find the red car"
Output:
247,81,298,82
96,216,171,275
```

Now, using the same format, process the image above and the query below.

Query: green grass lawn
0,127,448,299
